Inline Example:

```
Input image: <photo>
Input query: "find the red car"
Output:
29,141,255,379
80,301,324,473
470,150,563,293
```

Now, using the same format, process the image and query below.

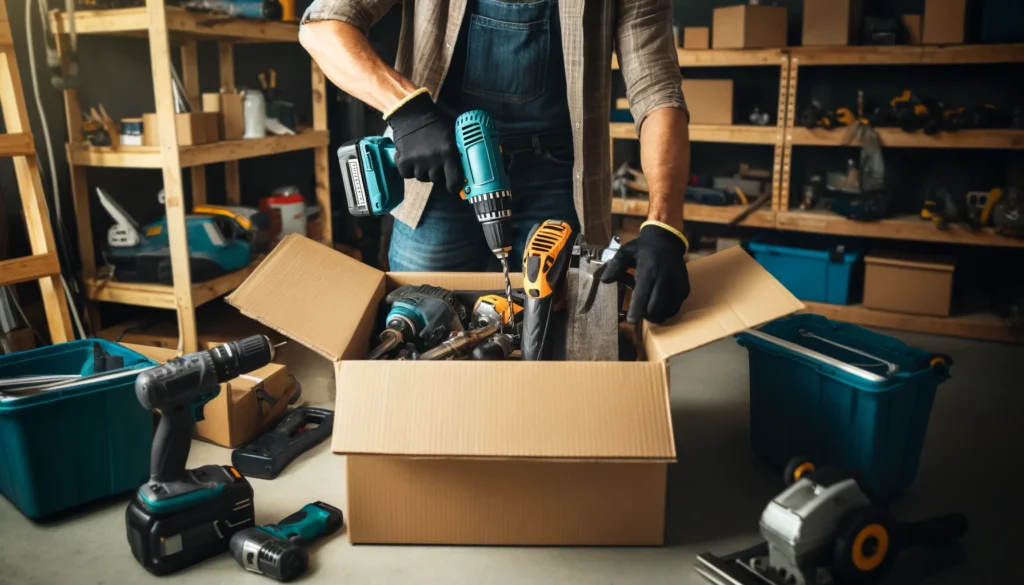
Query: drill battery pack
231,407,335,480
126,465,255,576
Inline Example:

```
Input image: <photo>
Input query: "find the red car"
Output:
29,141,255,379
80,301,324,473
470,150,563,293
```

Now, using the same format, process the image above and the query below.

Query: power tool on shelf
126,335,276,576
339,109,515,311
694,456,968,585
230,501,344,582
367,284,463,360
521,220,574,361
96,187,254,284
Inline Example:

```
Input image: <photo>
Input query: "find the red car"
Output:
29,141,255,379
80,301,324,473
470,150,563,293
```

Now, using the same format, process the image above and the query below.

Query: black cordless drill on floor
126,335,276,576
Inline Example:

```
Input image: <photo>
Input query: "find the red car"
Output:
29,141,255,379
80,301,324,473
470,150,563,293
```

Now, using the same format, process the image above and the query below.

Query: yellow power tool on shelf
521,220,573,361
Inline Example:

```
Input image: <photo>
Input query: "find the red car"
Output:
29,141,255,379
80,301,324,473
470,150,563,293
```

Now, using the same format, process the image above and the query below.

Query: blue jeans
389,145,579,271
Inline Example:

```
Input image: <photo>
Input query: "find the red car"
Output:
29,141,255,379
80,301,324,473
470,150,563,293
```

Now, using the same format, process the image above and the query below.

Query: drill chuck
210,335,275,381
469,190,514,256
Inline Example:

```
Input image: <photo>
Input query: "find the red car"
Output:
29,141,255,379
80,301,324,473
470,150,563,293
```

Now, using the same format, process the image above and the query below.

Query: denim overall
389,0,579,271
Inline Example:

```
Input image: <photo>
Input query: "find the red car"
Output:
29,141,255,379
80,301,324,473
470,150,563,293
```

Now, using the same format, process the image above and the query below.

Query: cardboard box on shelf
122,343,297,448
681,79,734,125
142,112,219,146
923,0,967,44
863,252,955,317
902,14,923,44
225,234,802,545
802,0,863,46
203,91,244,141
712,4,788,49
683,26,710,49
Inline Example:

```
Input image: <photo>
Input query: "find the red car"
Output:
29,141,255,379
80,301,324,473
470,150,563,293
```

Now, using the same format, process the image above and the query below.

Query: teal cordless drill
230,502,344,582
126,335,275,575
339,110,515,307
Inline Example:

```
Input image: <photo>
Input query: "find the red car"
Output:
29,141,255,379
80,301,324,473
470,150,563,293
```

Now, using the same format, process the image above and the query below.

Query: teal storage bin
0,340,155,518
747,236,861,304
736,315,951,499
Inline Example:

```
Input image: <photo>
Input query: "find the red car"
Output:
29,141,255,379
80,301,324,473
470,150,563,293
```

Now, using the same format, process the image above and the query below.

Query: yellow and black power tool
521,220,573,361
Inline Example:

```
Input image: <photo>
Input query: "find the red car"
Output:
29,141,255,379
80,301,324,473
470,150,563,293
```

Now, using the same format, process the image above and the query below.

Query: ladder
0,0,75,344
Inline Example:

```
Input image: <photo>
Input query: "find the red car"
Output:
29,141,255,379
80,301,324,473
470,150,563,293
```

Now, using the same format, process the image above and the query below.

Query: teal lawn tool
96,187,254,284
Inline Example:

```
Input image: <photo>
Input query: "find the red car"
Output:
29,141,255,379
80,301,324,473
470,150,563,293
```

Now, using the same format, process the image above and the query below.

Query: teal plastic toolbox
0,340,155,518
736,315,951,499
747,236,861,304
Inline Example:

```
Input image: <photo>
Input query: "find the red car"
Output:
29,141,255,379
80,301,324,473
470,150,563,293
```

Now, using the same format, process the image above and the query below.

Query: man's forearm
638,107,690,231
299,20,418,113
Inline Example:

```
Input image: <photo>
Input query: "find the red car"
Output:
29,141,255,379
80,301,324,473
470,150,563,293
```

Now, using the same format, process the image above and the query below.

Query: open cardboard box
226,234,803,545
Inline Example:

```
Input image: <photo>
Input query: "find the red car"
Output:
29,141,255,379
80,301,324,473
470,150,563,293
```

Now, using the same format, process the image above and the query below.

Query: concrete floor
1,330,1021,585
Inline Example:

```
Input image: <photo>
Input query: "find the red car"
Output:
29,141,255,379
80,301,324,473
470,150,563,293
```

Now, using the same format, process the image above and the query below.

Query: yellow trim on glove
641,220,689,253
383,88,431,120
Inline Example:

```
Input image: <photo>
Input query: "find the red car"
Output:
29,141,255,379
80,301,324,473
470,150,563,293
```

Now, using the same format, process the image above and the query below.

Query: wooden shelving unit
610,44,1024,341
52,3,330,352
611,197,774,227
789,127,1024,149
775,211,1024,248
802,302,1020,344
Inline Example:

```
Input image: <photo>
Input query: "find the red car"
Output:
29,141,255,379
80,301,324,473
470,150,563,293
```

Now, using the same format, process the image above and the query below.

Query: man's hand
601,222,690,324
386,91,463,195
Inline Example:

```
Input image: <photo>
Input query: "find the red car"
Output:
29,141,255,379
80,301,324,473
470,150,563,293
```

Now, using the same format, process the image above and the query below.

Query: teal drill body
230,502,344,582
338,110,514,258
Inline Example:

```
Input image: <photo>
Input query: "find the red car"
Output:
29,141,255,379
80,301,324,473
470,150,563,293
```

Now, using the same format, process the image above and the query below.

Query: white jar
242,90,267,139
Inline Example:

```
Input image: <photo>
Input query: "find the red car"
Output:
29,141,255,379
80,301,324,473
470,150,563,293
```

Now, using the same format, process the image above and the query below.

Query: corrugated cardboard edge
331,361,676,463
644,247,805,361
225,234,386,362
865,251,957,272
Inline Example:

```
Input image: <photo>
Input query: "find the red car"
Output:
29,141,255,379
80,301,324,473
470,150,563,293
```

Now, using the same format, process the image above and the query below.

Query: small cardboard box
683,26,710,49
142,112,219,146
863,252,956,317
923,0,967,44
203,92,244,141
681,79,734,125
802,0,863,46
902,14,923,44
226,235,802,545
713,4,788,49
122,343,297,448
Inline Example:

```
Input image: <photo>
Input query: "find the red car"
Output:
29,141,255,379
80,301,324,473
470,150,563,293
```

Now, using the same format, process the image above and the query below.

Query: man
300,0,691,324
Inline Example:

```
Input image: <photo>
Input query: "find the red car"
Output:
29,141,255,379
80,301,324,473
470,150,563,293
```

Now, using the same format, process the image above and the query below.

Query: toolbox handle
741,329,888,384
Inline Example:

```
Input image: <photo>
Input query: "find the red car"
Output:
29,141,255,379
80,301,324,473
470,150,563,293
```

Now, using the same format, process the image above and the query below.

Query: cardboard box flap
644,247,804,362
333,361,675,462
226,234,385,362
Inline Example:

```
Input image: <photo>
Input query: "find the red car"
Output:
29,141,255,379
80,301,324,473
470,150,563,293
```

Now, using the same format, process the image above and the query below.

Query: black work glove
601,223,690,324
386,92,463,194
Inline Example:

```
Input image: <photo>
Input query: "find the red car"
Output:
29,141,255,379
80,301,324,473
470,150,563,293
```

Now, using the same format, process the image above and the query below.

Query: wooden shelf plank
610,122,778,145
790,44,1024,66
802,302,1021,344
52,7,298,42
68,130,329,168
612,48,784,70
0,253,61,287
0,132,34,157
612,198,775,227
85,258,262,309
775,211,1024,248
790,127,1024,149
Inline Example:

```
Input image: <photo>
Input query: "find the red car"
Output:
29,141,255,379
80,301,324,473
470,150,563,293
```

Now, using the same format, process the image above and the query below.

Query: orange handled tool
521,219,573,360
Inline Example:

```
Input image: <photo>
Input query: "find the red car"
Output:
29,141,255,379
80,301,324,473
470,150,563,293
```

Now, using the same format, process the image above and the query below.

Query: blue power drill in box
338,110,516,307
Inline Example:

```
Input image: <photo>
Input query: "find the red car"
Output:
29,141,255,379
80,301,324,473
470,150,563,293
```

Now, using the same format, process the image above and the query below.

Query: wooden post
181,40,207,207
147,0,198,352
0,44,74,342
219,41,241,205
780,57,799,213
312,60,331,243
772,54,791,212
